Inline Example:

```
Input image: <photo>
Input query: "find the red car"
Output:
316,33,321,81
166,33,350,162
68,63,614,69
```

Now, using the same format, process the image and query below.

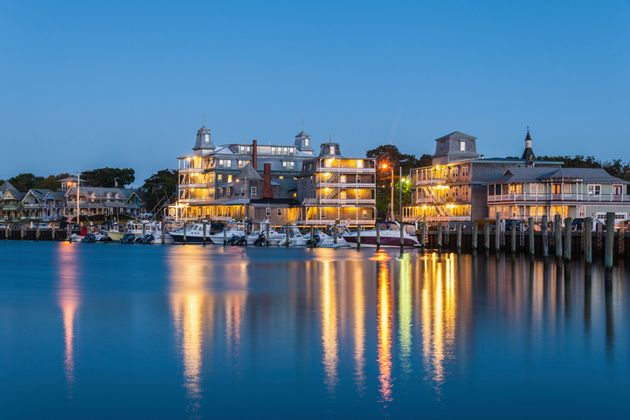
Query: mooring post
510,224,517,253
202,221,207,246
142,223,146,237
400,222,405,251
333,224,337,244
527,217,535,257
456,223,462,253
564,217,572,261
51,225,56,241
310,226,314,248
554,214,563,258
445,222,450,248
286,226,290,247
437,225,443,251
484,223,490,251
376,223,381,249
619,220,625,256
495,212,502,252
472,222,478,251
67,224,72,243
161,220,165,245
183,222,187,244
520,219,525,248
584,217,593,265
36,225,40,240
541,215,549,257
605,212,614,269
357,226,361,249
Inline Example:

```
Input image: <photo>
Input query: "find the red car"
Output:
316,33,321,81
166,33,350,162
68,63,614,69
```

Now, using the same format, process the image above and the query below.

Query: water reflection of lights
398,253,412,377
377,256,393,403
57,242,80,396
352,262,366,394
321,260,338,393
169,246,213,416
421,253,457,393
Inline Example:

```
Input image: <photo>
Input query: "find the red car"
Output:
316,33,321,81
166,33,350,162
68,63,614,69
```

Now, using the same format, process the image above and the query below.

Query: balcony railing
299,219,375,226
179,183,207,189
179,167,205,173
318,167,375,174
319,198,375,205
318,182,374,188
487,193,630,202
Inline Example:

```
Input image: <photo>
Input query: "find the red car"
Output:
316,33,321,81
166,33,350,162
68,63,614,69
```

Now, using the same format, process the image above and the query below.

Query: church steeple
521,127,535,165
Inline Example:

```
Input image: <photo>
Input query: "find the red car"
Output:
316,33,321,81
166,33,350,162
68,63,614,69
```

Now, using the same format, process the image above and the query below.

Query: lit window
330,145,336,155
217,174,223,181
356,160,363,168
251,186,257,197
459,140,466,152
304,138,309,146
227,175,233,183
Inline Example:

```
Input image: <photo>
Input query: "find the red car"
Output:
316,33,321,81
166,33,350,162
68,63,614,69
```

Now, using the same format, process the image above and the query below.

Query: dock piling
554,214,562,258
376,223,381,249
183,222,187,244
202,221,207,246
357,226,361,249
484,223,490,251
528,217,535,257
437,225,443,251
510,224,516,253
541,216,549,257
584,217,593,265
605,212,614,269
495,213,501,252
456,223,462,253
472,222,478,250
564,217,572,261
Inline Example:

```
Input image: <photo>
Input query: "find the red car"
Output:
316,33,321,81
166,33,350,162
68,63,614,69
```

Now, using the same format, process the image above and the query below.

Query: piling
472,222,478,250
541,216,548,257
456,223,462,253
202,221,207,246
286,226,290,247
619,221,625,256
36,226,40,240
519,220,525,248
357,226,361,249
51,225,56,241
495,213,501,252
400,222,405,251
333,224,337,245
484,223,490,251
437,225,443,250
584,217,593,264
183,222,187,244
20,225,25,240
510,224,516,253
605,212,614,269
142,223,146,237
528,217,535,256
160,220,165,245
266,224,271,247
310,226,314,248
564,217,572,261
554,215,563,258
376,223,381,249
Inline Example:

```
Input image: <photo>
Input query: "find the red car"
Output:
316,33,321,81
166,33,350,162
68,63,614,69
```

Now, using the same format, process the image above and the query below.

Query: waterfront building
403,130,561,223
0,179,143,223
297,142,377,226
487,167,630,224
174,127,315,221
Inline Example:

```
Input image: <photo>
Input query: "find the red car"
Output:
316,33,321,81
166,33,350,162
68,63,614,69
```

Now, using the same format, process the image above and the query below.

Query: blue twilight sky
1,0,629,184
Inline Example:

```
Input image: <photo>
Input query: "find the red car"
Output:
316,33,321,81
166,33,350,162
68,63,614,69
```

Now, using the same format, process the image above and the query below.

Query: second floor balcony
488,193,630,203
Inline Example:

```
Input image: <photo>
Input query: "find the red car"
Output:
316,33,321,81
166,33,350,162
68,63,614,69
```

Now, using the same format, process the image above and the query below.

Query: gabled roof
501,167,628,184
238,164,263,181
65,186,140,200
2,189,26,201
0,181,18,194
43,191,66,200
435,131,477,141
22,189,52,203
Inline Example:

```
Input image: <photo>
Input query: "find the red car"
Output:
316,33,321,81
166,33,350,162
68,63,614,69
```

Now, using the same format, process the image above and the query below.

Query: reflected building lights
321,260,338,393
57,243,80,396
398,253,412,377
352,262,366,394
169,247,213,416
377,254,393,403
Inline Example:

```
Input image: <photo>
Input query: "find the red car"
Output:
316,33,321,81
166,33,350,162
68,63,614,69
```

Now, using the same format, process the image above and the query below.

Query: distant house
0,178,144,223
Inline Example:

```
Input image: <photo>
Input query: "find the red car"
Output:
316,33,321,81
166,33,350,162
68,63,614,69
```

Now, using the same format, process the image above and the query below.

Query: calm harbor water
0,242,629,418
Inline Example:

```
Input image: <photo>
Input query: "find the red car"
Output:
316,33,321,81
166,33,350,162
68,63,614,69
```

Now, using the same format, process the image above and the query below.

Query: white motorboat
277,226,309,247
343,222,420,248
304,229,351,248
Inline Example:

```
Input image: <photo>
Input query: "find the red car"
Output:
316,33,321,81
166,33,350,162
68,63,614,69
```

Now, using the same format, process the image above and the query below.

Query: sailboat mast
76,173,80,225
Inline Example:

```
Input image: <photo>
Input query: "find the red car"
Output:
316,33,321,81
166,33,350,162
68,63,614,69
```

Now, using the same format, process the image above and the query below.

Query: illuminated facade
403,130,561,223
173,127,315,221
297,143,377,226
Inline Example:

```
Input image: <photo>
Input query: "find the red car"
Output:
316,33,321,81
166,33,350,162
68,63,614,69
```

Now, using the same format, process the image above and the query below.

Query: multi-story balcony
488,193,630,203
317,167,375,174
318,182,374,188
179,167,205,173
179,183,208,189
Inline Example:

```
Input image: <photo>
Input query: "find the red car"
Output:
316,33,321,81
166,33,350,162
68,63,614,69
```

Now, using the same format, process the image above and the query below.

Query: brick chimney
263,163,273,199
252,139,258,169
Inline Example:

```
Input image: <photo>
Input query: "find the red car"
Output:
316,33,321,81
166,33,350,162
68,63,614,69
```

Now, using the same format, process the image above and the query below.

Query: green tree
140,169,178,217
366,145,429,220
8,173,44,192
32,173,71,191
82,167,135,187
538,155,630,181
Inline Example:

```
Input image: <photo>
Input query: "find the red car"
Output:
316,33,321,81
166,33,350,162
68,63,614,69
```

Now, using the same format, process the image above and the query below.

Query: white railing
319,198,376,205
318,182,374,188
488,193,630,202
319,167,375,174
179,183,207,189
179,167,204,173
299,219,375,226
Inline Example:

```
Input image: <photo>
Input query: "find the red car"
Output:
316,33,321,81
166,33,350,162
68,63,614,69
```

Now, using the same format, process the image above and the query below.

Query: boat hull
343,235,419,248
170,233,208,244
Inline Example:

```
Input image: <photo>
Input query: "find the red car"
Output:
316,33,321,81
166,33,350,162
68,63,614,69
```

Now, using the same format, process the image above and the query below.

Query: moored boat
343,222,419,247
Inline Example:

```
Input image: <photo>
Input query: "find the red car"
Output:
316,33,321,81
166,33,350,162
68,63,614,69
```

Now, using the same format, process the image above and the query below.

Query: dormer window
330,145,336,155
304,138,309,146
459,140,466,152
